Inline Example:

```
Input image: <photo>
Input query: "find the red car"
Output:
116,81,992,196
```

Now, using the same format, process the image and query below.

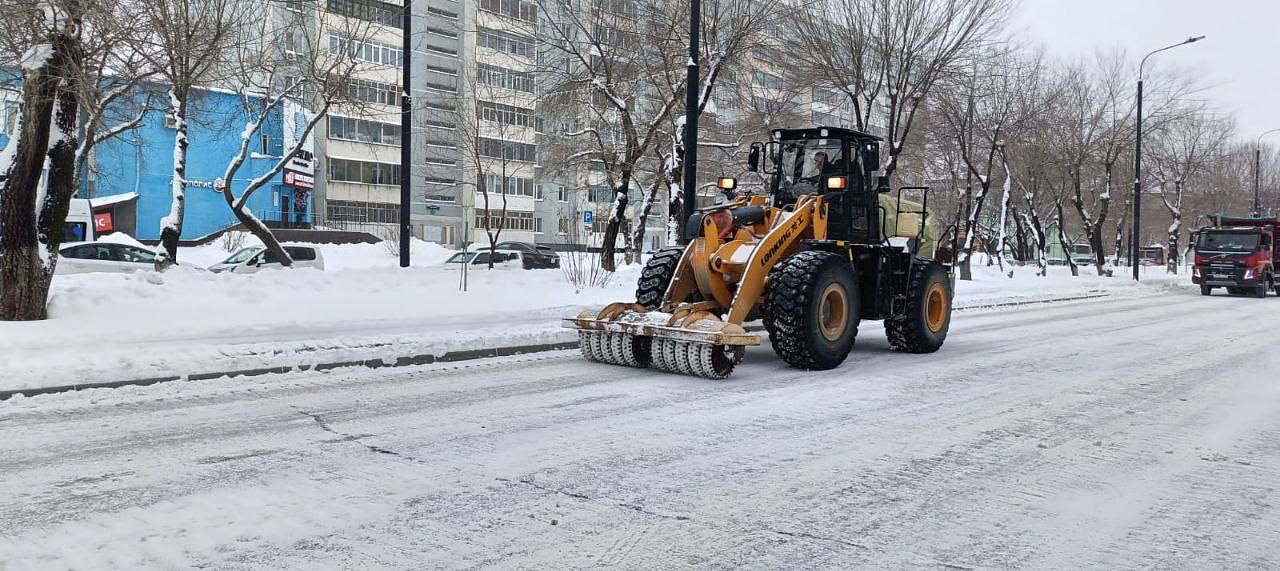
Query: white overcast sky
1014,0,1280,141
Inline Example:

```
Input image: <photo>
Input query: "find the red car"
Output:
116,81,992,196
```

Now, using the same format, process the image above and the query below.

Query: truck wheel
886,259,952,353
635,245,686,309
764,251,859,370
1255,279,1270,298
1199,285,1212,296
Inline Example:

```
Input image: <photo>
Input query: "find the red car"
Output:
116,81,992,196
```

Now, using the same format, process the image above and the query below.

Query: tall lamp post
1133,35,1204,281
399,0,413,267
679,0,701,244
1253,128,1280,217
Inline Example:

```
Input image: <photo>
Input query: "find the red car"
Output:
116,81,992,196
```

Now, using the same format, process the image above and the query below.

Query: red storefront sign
93,212,113,233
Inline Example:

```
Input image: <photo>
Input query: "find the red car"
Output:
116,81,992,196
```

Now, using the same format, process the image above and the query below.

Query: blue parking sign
583,211,593,226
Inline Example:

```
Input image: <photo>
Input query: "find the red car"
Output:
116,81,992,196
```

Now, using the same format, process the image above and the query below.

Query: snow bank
1,242,635,391
0,248,1193,393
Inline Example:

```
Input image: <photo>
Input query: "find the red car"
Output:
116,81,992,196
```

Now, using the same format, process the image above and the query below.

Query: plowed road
2,290,1279,569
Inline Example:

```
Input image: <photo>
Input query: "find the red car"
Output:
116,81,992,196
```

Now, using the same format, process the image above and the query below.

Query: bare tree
1148,109,1233,273
140,0,248,266
0,0,85,320
537,0,686,271
789,0,1012,179
210,4,372,267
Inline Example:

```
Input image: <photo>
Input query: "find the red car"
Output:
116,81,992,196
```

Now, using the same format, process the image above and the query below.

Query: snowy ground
2,288,1277,568
0,246,1188,393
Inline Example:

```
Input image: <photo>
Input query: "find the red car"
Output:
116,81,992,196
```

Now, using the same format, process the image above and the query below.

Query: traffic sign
583,211,593,227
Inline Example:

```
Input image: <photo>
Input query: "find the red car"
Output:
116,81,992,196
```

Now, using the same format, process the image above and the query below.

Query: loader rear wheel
636,245,686,309
764,251,860,370
886,259,952,353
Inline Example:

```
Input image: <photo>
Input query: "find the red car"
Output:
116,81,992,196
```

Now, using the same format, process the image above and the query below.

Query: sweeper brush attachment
565,303,756,379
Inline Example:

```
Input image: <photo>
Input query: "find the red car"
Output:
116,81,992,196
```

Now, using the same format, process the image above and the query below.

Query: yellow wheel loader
564,127,954,379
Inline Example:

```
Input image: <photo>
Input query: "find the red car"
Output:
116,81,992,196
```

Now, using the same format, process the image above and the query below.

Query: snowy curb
0,292,1112,401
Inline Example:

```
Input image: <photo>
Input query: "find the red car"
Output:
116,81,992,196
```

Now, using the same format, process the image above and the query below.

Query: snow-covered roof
89,192,139,208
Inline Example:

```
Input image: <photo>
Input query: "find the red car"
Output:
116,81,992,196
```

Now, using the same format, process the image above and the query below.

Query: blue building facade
88,87,311,241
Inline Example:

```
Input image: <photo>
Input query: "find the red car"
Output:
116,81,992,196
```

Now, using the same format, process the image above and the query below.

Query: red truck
1192,215,1279,297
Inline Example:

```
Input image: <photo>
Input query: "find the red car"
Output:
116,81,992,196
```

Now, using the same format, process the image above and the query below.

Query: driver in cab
802,151,842,185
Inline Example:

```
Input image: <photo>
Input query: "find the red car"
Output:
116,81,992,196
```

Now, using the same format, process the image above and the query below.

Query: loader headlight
717,177,737,190
826,176,846,189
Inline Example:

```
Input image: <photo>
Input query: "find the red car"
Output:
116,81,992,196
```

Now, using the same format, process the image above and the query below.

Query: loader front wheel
764,251,860,370
886,259,952,353
636,245,687,309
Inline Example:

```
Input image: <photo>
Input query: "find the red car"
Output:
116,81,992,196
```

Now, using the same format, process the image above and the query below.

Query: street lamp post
1133,35,1204,281
679,0,701,244
1253,128,1280,217
399,0,413,268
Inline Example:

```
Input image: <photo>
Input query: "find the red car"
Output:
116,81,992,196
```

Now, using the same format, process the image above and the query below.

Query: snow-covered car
56,241,160,274
493,241,561,268
442,249,538,269
208,245,325,274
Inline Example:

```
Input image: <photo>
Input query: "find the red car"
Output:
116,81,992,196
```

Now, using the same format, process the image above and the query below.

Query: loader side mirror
876,175,891,193
747,144,760,172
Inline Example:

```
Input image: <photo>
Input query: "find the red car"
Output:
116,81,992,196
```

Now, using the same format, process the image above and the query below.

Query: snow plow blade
563,303,759,379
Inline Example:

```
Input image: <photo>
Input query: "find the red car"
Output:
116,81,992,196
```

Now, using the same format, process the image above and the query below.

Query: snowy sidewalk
0,254,1191,395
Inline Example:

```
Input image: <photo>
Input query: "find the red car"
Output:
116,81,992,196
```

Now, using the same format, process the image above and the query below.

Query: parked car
57,241,159,274
493,241,560,268
442,249,540,269
1069,243,1095,267
208,245,325,273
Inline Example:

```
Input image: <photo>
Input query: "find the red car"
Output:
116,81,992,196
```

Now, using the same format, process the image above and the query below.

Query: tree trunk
0,26,83,321
598,172,631,272
157,88,190,267
1056,201,1078,277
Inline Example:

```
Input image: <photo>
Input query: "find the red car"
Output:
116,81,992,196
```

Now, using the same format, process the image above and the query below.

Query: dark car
494,241,560,268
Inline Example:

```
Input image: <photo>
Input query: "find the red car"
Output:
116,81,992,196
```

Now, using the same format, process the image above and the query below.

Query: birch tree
1148,110,1233,274
140,0,248,267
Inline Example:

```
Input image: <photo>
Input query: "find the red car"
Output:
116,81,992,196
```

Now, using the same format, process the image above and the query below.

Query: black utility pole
679,0,700,244
399,0,413,267
1253,129,1280,217
1132,35,1203,281
1132,77,1143,281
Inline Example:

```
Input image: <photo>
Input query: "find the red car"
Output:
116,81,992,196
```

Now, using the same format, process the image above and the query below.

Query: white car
208,245,325,274
56,241,159,274
441,249,531,269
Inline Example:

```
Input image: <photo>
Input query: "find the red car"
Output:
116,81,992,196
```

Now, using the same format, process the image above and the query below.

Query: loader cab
753,127,885,243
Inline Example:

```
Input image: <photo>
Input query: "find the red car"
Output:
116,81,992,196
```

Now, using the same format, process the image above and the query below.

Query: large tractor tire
763,251,860,370
886,258,952,353
636,245,686,309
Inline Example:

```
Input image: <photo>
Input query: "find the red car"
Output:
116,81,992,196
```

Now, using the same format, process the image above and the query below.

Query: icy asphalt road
2,289,1279,569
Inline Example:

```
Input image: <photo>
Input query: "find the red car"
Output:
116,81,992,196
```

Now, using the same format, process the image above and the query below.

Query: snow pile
0,247,1196,393
1,243,638,391
178,237,455,270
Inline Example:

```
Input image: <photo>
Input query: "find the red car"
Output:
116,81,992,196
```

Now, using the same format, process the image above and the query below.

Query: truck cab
1192,216,1279,297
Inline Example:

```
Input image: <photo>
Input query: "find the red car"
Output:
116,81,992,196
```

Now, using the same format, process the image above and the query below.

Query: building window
427,6,457,19
329,33,402,68
477,0,537,22
328,157,401,186
477,63,534,93
328,115,401,146
478,101,532,127
478,27,535,58
327,200,399,223
475,209,538,231
339,77,400,106
752,70,782,90
326,0,402,28
479,173,536,197
477,137,536,162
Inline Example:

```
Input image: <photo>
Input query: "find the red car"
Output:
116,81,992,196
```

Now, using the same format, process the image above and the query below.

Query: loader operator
800,151,842,185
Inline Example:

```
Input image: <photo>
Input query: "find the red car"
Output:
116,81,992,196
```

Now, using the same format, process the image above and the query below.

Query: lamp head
1186,35,1205,43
